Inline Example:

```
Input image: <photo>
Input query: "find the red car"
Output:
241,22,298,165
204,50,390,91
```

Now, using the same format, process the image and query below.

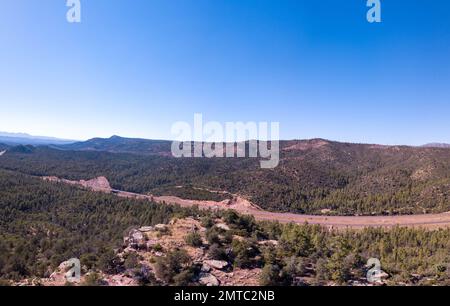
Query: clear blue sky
0,0,449,145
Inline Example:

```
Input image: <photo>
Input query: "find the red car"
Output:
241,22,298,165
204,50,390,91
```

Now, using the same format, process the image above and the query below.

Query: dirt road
44,176,450,229
250,210,450,229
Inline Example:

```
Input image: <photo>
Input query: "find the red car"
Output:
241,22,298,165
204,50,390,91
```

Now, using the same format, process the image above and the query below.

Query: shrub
154,249,192,284
80,253,98,270
259,264,289,286
208,244,229,261
152,243,163,252
97,248,120,274
206,227,222,245
185,232,203,247
231,239,259,269
124,253,141,270
82,273,104,286
201,216,215,229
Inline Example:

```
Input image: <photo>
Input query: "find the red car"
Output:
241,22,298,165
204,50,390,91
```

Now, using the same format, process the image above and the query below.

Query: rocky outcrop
198,273,220,286
117,217,261,286
124,229,147,250
139,226,154,232
22,217,262,287
215,223,230,231
204,260,229,271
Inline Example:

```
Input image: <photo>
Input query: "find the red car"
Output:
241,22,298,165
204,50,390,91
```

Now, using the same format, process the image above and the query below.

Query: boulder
139,226,154,232
154,224,168,232
204,260,229,270
201,263,211,273
198,273,220,286
131,230,144,241
127,229,146,249
215,223,230,231
258,240,279,246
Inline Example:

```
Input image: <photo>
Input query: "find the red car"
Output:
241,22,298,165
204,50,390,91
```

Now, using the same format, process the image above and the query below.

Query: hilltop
59,136,172,156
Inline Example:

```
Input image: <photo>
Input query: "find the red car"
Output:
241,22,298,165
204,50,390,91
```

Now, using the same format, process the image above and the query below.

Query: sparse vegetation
154,249,195,285
208,244,229,261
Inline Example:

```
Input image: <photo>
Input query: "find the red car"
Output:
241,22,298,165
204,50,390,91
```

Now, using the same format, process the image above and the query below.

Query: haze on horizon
0,0,449,145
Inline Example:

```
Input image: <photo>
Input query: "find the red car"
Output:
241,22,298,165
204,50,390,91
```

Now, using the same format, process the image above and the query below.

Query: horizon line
0,131,449,148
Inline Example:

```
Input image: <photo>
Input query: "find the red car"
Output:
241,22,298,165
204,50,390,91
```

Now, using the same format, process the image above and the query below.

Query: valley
1,136,449,216
43,175,450,229
1,165,450,286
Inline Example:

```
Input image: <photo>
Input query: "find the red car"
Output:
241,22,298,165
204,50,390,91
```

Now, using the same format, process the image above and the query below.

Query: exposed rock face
80,176,112,192
42,176,112,193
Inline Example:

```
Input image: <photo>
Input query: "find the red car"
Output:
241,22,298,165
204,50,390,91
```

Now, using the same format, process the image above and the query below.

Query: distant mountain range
2,132,450,151
0,132,76,146
59,135,450,156
422,143,450,148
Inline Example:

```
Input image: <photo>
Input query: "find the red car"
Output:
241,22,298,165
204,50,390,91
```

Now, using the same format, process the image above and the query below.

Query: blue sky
0,0,449,145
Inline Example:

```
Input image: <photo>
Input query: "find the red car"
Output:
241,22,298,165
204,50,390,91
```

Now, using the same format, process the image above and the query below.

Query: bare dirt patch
43,176,111,192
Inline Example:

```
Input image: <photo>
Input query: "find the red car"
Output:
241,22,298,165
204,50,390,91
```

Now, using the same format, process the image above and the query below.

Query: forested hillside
0,170,201,282
0,169,450,286
0,138,449,215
